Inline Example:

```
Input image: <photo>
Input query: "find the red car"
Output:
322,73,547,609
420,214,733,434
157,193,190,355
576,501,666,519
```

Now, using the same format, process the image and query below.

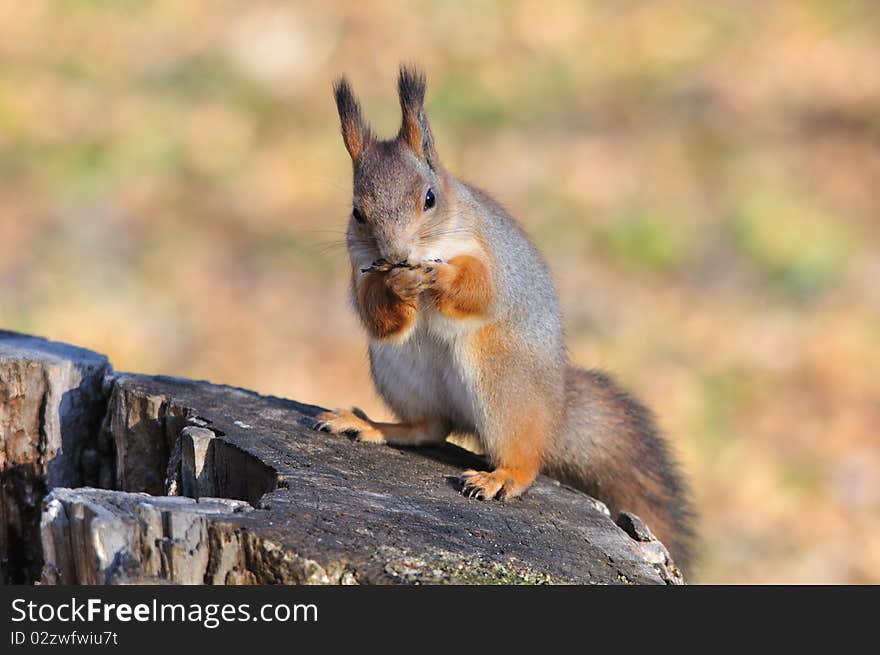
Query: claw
458,469,515,502
361,258,395,274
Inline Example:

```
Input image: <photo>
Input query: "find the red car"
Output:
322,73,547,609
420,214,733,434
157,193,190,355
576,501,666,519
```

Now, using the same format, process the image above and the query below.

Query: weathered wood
1,331,683,584
0,331,111,583
41,489,253,584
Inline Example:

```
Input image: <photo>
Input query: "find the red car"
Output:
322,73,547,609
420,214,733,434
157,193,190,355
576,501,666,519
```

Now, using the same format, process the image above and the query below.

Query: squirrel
316,66,695,569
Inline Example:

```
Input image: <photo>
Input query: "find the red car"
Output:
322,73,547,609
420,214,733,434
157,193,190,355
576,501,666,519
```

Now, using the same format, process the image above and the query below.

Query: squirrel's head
334,67,450,265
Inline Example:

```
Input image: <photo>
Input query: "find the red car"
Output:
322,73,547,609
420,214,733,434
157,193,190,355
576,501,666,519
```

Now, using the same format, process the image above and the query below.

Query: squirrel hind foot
314,408,386,443
458,469,528,501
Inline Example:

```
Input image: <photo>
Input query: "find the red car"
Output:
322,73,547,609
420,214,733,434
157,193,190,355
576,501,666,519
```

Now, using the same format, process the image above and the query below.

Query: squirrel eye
423,188,435,211
352,207,366,224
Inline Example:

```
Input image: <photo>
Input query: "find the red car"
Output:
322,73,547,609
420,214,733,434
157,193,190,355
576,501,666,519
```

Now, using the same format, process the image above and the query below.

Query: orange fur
334,77,371,161
493,401,551,489
354,270,416,339
315,408,447,446
461,323,558,500
460,403,549,500
400,118,422,158
432,255,494,319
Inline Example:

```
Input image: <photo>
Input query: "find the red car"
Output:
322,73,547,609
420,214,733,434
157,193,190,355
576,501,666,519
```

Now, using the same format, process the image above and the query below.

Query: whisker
313,241,351,255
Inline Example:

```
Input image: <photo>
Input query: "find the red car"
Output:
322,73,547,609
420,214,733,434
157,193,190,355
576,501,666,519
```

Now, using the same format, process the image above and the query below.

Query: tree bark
0,331,683,585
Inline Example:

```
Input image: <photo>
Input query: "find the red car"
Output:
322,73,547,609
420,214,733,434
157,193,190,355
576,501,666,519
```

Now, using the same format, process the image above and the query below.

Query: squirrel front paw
384,263,437,301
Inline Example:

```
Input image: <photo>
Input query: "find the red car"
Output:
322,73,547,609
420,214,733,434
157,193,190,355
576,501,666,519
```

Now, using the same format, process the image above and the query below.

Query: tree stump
0,331,683,585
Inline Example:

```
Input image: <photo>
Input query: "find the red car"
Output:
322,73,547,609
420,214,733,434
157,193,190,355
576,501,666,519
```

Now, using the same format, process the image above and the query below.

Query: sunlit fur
325,66,695,570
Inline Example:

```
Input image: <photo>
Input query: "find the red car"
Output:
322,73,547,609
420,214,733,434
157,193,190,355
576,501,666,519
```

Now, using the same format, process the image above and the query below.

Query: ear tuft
398,66,427,118
397,66,437,166
334,76,372,160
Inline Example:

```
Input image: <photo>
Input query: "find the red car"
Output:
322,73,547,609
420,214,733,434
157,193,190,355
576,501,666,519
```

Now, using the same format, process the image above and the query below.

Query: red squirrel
317,67,694,568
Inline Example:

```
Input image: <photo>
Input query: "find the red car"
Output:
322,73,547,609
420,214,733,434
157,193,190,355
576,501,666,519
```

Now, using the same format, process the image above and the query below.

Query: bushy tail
545,366,696,571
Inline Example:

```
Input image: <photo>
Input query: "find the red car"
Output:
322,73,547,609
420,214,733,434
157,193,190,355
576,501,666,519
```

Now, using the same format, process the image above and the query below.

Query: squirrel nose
382,247,410,265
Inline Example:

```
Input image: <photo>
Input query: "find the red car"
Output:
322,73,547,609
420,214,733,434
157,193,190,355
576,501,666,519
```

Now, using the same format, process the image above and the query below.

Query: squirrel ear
397,66,438,168
333,76,372,161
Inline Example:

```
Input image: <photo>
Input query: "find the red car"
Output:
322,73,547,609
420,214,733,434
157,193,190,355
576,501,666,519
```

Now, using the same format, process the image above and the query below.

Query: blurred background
1,0,879,583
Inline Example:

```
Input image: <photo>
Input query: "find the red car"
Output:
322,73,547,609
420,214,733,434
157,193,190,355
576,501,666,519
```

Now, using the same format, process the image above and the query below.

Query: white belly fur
369,309,481,434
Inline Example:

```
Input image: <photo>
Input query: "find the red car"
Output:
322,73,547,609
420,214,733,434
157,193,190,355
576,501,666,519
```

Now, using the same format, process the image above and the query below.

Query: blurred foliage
599,211,689,274
729,193,854,300
1,0,879,583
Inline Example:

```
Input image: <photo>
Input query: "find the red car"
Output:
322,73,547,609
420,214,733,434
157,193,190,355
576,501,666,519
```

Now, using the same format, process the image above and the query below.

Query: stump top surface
113,373,671,584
